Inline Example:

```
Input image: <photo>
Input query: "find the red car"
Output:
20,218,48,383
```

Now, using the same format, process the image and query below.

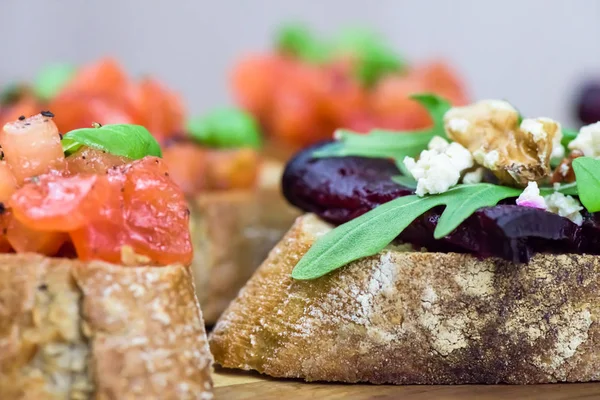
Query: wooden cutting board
213,368,600,400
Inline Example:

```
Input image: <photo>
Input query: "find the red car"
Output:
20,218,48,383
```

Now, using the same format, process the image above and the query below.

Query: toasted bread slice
190,159,300,324
210,213,600,384
0,254,213,399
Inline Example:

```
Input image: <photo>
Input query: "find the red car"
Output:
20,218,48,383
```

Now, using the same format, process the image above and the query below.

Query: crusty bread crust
210,213,600,384
190,189,299,324
0,254,213,399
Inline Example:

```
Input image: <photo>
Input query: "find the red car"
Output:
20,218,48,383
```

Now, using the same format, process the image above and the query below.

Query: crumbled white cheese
544,192,584,226
558,163,570,177
516,182,547,210
404,138,474,197
473,149,500,170
568,122,600,157
427,136,450,152
447,118,470,134
462,167,484,184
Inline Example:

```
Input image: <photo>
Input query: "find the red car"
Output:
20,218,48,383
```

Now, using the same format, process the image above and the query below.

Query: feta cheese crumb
462,167,485,184
473,149,500,170
404,138,474,197
427,136,450,152
520,119,547,142
568,122,600,157
447,118,470,134
544,192,584,226
516,182,547,210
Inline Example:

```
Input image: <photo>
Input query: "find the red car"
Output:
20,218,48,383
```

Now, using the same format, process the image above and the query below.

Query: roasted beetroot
282,142,412,224
283,143,596,263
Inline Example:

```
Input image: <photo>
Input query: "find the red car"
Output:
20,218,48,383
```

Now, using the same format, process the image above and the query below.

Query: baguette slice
190,161,299,324
0,254,213,400
210,213,600,384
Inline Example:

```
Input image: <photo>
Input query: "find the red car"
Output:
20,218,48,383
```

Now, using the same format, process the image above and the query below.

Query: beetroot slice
282,143,595,263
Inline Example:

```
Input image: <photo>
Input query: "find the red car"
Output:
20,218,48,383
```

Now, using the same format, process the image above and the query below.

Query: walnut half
443,100,562,186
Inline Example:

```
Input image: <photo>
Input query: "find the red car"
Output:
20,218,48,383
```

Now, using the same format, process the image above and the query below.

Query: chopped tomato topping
231,53,468,149
66,147,130,175
1,114,65,184
8,154,192,266
4,210,68,255
162,142,207,195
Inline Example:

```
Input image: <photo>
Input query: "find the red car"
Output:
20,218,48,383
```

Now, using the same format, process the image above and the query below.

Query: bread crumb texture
210,214,600,384
0,254,213,399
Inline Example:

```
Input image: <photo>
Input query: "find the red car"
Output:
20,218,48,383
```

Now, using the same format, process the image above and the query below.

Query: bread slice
0,254,213,399
190,187,299,325
210,213,600,384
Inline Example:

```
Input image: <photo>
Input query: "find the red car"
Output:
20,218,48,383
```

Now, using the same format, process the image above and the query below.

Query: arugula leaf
433,184,521,238
539,182,578,196
34,63,75,101
187,108,262,149
291,195,442,280
391,175,417,189
62,124,162,159
314,93,451,160
292,183,520,280
572,157,600,212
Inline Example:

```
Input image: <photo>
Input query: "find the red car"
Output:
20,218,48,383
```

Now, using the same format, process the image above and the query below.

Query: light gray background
1,0,599,126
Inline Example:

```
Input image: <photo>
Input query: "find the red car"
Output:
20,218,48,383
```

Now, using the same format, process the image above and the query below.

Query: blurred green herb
187,108,262,149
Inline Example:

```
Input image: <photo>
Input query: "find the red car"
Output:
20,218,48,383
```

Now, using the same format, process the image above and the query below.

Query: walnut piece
443,100,562,186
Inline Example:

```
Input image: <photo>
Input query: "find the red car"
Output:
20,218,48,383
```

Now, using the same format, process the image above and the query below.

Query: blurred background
1,0,599,126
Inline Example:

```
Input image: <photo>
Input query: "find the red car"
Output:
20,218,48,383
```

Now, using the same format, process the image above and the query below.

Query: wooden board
213,368,600,400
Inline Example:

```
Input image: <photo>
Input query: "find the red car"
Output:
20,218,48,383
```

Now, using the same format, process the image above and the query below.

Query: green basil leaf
292,183,520,280
275,23,331,64
573,157,600,212
333,27,405,86
561,127,579,147
292,195,442,280
34,63,75,101
433,184,521,239
62,124,162,159
314,93,451,160
187,108,262,149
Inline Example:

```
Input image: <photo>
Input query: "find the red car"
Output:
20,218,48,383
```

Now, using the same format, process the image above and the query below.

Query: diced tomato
0,162,18,203
68,172,126,264
66,147,130,175
49,94,135,134
5,211,67,255
205,148,260,190
10,173,109,232
121,158,192,265
162,142,207,195
230,54,284,117
129,78,185,143
61,57,128,100
71,157,192,265
7,155,192,266
1,114,65,184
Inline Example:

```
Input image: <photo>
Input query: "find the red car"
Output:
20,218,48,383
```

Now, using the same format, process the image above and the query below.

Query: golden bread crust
190,189,299,324
210,214,600,384
0,254,213,399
